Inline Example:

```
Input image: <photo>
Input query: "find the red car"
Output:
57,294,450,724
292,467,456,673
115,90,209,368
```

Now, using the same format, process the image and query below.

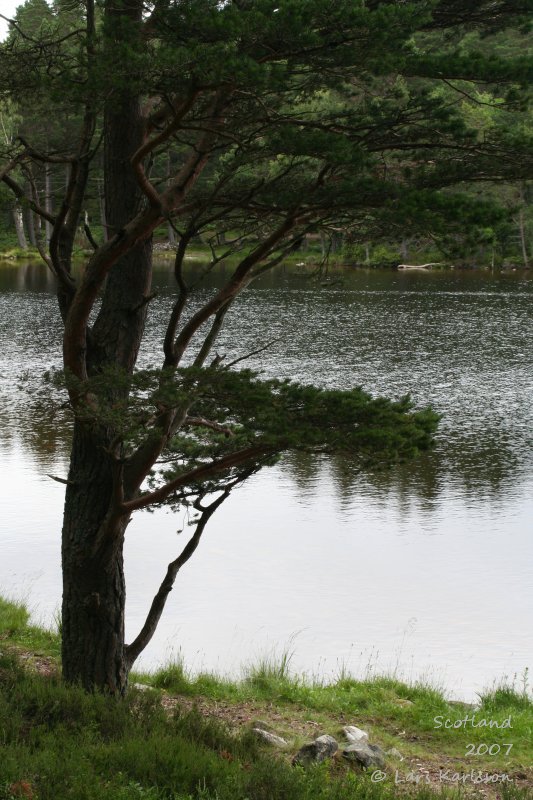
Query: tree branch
15,137,77,163
223,337,282,370
163,90,231,210
0,153,25,183
172,212,298,366
131,91,200,208
192,299,233,368
121,444,272,513
184,416,233,437
1,173,56,224
163,231,190,365
124,486,234,667
0,13,84,45
46,473,74,485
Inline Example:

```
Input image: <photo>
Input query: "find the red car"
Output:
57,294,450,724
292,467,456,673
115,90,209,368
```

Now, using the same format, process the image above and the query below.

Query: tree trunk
61,424,129,693
167,221,176,246
44,164,53,244
91,12,151,369
518,208,529,269
24,182,37,246
60,0,152,693
98,177,108,242
166,153,176,246
12,203,28,249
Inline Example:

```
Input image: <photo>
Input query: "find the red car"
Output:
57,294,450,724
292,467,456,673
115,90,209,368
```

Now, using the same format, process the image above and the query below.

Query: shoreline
1,596,531,799
0,250,533,274
0,247,530,272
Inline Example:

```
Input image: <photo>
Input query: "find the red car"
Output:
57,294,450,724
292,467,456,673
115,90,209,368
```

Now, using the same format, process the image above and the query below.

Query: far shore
0,248,529,272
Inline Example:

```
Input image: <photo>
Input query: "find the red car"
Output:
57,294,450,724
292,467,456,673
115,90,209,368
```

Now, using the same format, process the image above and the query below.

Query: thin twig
224,337,282,369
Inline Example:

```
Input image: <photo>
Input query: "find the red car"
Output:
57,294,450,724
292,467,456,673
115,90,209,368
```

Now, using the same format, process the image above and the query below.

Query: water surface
1,261,531,700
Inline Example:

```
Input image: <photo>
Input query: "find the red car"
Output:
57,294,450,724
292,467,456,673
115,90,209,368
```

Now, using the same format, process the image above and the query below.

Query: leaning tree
1,0,532,693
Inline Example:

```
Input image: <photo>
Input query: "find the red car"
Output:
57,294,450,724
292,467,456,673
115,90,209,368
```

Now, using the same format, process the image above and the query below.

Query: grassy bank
1,597,531,800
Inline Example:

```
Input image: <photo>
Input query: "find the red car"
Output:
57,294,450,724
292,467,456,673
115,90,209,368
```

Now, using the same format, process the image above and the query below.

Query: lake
1,260,532,701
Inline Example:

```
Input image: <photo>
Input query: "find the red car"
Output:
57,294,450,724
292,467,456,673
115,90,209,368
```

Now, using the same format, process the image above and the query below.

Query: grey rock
252,719,275,733
343,725,369,744
343,742,386,769
292,734,338,767
386,747,404,761
252,728,288,747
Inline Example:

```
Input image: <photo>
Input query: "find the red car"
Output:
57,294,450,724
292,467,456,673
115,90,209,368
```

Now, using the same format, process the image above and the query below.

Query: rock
251,719,275,733
292,734,338,767
153,242,177,252
386,747,404,761
343,725,369,744
252,728,288,747
131,682,153,692
343,742,386,769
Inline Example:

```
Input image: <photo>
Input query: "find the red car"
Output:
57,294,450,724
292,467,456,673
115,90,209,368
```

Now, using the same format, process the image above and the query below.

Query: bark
24,183,37,246
331,231,343,253
12,203,28,249
61,0,151,691
518,208,529,269
61,423,129,693
98,177,108,242
166,153,176,245
90,80,152,371
167,221,176,246
44,164,53,244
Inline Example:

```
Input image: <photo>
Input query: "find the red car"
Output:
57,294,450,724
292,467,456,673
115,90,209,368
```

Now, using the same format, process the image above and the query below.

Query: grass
0,245,44,261
1,597,531,800
0,597,61,662
133,650,533,797
0,650,430,800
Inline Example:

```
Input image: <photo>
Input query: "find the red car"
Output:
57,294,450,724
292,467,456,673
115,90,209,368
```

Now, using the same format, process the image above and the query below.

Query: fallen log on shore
397,262,443,270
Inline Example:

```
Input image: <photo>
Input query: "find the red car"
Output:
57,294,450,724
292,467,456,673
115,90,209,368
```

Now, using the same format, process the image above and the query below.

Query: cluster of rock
252,720,403,770
292,734,340,767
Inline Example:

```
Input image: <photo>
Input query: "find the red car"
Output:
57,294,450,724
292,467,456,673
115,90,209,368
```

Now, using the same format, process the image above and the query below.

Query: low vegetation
1,598,531,800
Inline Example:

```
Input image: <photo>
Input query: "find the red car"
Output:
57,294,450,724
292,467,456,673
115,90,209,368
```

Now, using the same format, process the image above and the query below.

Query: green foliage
63,363,438,503
182,366,438,459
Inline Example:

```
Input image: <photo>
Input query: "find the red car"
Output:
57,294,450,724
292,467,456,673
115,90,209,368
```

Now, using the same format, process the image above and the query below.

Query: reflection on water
1,261,532,699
